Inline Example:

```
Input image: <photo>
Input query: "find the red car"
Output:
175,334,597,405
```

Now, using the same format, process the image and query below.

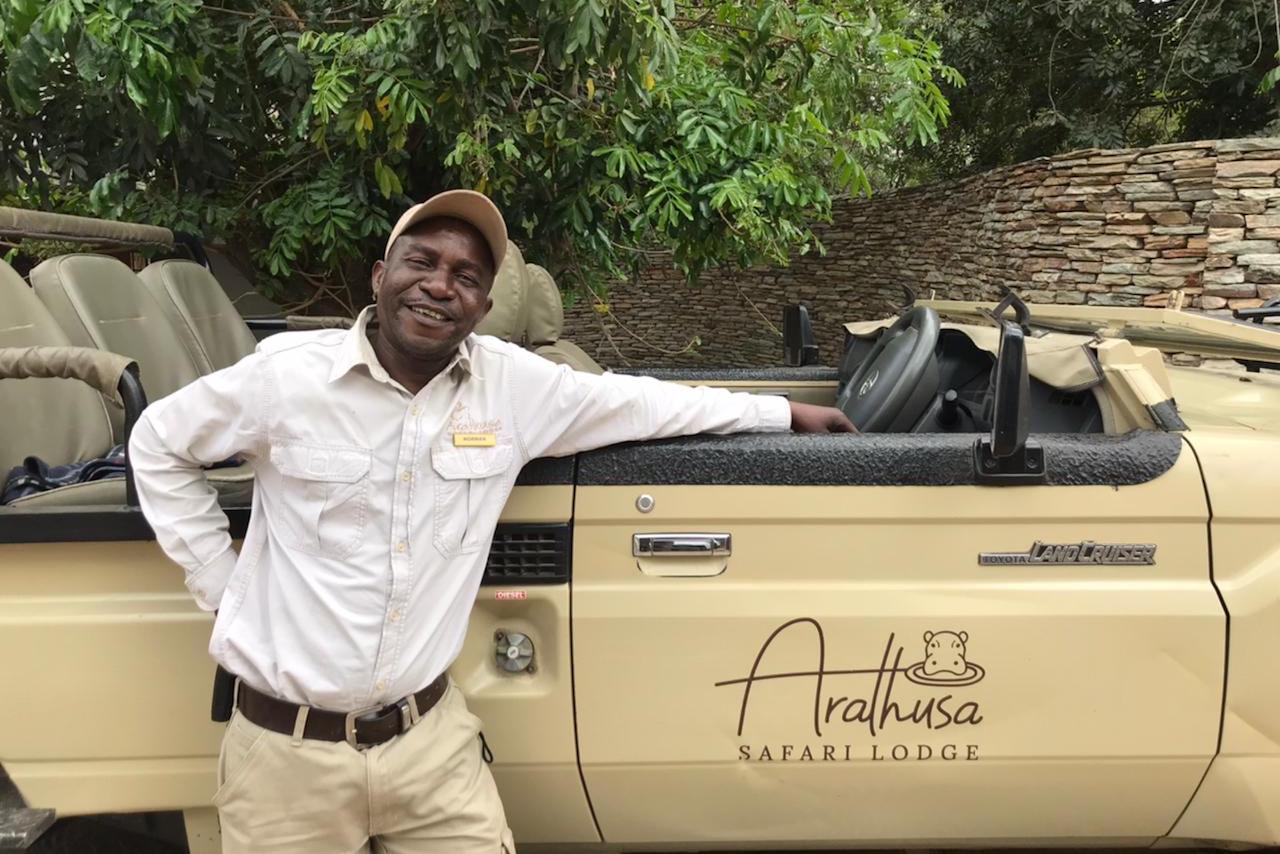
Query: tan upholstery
31,254,202,401
286,315,354,331
208,248,282,320
2,257,251,508
0,345,134,406
5,478,125,507
524,264,604,374
0,206,173,248
0,261,116,476
474,241,529,341
139,259,257,373
524,264,563,347
535,339,604,374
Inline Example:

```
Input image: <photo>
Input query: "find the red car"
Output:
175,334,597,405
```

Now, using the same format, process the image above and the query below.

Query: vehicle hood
1168,366,1280,433
920,300,1280,366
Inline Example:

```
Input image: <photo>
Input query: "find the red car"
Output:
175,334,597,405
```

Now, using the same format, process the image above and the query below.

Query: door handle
633,533,731,557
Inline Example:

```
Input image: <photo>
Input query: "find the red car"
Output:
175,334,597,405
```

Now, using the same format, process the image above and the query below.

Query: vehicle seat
139,259,258,374
0,259,124,507
29,254,253,506
474,241,529,342
524,264,604,373
31,254,202,401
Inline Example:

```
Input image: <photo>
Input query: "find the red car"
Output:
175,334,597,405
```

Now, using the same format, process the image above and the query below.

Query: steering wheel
837,306,941,432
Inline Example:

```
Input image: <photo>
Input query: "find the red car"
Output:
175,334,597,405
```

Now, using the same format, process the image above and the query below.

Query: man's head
371,191,508,366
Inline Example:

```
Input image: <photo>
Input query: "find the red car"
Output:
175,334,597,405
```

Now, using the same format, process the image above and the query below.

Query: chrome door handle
633,533,731,557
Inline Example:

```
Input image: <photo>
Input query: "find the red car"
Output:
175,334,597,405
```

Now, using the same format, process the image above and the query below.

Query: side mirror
974,291,1045,485
783,304,820,367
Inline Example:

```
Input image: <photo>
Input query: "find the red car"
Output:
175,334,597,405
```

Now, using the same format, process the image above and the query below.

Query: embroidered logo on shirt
449,402,502,447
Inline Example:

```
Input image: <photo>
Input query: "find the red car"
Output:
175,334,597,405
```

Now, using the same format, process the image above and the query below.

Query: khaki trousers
214,681,515,853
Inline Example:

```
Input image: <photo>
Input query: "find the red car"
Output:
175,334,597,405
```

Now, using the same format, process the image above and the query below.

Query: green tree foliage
915,0,1280,179
0,0,957,306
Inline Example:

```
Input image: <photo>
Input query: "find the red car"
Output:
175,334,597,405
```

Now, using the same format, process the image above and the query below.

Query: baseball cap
384,189,508,270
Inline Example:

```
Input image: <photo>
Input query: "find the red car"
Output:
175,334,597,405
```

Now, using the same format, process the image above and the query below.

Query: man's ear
371,259,386,302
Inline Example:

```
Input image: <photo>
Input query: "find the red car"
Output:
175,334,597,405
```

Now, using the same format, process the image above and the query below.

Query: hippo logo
904,630,985,687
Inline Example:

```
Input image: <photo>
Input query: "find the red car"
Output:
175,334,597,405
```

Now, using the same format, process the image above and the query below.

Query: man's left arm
510,352,854,460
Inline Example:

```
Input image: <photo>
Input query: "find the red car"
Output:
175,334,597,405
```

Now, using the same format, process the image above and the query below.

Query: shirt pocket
269,442,373,558
431,440,514,557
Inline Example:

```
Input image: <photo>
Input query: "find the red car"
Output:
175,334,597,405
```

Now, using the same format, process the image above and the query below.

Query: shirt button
396,541,407,553
410,405,421,416
401,471,411,482
376,680,386,692
389,609,402,623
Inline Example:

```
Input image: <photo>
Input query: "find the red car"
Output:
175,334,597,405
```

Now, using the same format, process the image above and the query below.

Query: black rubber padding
577,430,1182,487
1148,399,1189,431
515,456,575,485
616,367,840,382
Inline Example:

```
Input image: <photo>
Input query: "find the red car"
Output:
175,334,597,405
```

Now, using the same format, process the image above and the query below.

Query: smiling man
129,190,854,853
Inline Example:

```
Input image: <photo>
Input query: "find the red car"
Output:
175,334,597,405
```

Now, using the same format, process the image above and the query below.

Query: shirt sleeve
509,350,793,460
128,351,269,610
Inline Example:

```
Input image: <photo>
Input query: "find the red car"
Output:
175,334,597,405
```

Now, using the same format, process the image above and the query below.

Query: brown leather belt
235,672,449,750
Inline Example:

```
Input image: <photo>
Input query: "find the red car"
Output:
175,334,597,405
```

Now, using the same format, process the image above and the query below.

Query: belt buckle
344,698,415,750
343,704,384,751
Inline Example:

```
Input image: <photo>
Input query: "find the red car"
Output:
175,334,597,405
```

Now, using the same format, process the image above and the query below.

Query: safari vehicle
2,207,1280,853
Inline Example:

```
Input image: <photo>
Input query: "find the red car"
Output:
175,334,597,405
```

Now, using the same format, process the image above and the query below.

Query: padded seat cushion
209,461,255,507
0,260,115,474
139,259,258,374
535,340,604,374
31,254,202,401
3,478,126,508
524,264,564,347
524,264,604,373
474,241,529,342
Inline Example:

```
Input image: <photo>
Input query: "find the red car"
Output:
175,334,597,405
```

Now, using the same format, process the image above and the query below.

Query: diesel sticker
716,619,984,764
979,541,1156,566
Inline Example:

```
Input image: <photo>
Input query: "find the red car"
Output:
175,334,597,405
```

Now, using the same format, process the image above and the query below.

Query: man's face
371,217,494,363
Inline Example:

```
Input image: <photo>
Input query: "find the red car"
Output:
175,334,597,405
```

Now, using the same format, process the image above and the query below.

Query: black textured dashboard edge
576,430,1182,487
616,367,840,382
515,456,575,485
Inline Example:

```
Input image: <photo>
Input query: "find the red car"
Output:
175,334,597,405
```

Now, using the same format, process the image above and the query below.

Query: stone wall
562,137,1280,368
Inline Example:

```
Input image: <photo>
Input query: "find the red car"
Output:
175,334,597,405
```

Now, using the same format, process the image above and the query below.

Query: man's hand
789,401,858,433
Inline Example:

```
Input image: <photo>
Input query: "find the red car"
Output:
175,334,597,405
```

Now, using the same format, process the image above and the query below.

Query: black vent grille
482,523,571,585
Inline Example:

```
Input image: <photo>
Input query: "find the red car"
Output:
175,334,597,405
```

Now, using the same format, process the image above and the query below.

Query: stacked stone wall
562,137,1280,368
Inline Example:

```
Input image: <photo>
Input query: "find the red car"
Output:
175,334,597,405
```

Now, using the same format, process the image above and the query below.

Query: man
130,190,855,853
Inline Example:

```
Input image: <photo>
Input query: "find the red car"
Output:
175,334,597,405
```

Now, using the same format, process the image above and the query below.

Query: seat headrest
139,259,258,373
474,241,528,342
31,254,202,399
524,264,564,347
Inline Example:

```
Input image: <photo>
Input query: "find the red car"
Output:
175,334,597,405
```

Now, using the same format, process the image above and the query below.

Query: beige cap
384,189,507,270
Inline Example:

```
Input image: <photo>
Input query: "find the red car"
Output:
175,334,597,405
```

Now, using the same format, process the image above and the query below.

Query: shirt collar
329,306,480,385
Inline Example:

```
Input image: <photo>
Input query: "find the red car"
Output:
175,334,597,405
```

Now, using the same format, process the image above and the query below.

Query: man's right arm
128,352,269,611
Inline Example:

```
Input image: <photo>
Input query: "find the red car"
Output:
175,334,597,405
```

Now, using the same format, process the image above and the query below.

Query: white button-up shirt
129,309,791,710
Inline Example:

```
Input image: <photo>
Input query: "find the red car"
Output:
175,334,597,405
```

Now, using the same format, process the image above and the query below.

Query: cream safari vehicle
1,208,1279,852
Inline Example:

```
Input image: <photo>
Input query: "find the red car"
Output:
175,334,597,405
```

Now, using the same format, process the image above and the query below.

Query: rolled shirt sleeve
509,350,793,460
128,352,268,610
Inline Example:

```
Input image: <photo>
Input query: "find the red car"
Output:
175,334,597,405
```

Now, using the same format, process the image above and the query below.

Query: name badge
453,432,497,447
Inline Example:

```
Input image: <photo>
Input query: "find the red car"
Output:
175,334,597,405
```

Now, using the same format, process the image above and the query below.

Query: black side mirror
974,291,1045,485
783,304,820,367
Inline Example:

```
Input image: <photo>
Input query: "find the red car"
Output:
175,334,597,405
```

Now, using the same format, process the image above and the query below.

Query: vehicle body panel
0,485,599,845
571,449,1222,846
1168,431,1280,846
1168,367,1280,433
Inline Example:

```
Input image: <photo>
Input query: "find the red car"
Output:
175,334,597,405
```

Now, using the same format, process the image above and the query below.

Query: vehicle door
569,430,1222,847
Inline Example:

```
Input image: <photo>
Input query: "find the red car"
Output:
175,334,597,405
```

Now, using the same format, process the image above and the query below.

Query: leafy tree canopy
0,0,958,309
914,0,1280,180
